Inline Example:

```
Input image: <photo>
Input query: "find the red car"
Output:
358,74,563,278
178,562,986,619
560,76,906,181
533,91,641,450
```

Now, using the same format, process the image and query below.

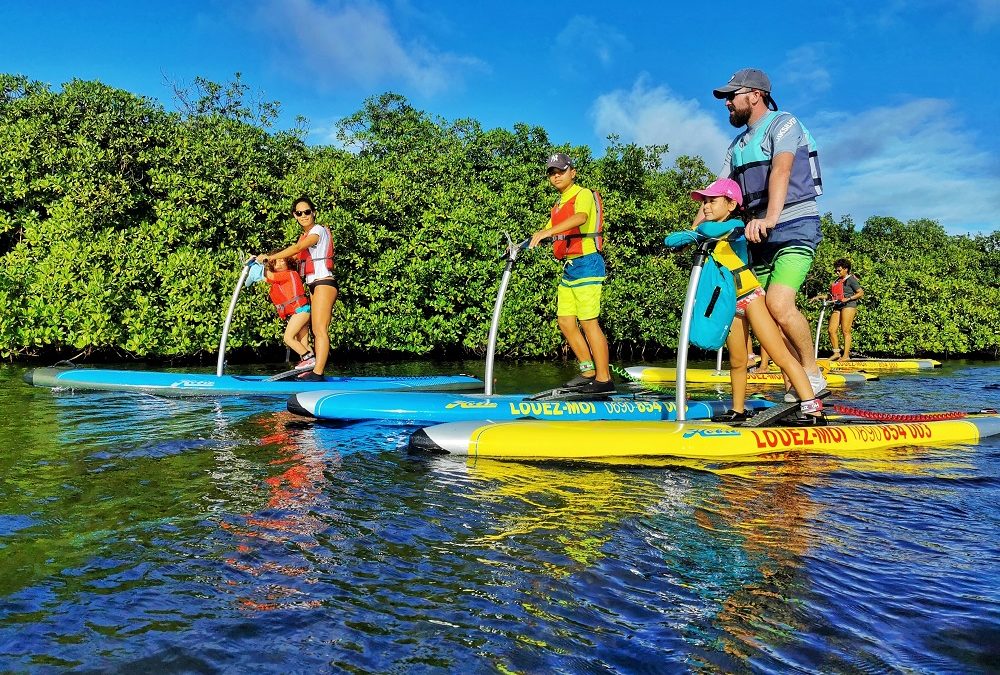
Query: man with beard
699,68,826,399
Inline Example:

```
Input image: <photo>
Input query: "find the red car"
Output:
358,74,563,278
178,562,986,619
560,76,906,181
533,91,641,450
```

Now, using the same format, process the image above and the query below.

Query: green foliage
0,74,304,358
1,76,997,361
801,215,1000,356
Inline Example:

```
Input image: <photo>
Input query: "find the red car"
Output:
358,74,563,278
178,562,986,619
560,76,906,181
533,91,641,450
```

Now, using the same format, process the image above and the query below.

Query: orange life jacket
830,274,856,301
551,190,604,260
297,226,335,278
268,270,309,319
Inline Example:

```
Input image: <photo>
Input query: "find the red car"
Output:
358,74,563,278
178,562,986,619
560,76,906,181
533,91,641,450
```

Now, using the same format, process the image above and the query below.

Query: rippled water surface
2,359,999,672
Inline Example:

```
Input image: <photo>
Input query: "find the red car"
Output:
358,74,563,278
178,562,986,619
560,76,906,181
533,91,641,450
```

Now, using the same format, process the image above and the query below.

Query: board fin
740,389,831,428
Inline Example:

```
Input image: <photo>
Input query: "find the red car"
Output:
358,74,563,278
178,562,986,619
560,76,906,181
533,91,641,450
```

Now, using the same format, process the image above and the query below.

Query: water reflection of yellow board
815,357,941,372
625,366,876,386
409,414,1000,460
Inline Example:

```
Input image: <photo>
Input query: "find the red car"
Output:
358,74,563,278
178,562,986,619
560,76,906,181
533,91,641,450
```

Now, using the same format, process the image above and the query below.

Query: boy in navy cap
529,153,613,394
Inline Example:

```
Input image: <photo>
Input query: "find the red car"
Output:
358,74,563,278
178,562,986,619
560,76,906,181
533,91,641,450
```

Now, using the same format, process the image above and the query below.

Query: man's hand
744,217,777,243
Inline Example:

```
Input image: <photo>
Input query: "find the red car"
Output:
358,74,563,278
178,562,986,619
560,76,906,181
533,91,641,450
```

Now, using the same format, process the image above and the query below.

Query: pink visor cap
690,178,743,205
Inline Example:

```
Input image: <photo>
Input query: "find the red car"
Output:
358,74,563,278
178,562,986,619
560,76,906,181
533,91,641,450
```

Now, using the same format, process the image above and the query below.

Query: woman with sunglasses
257,197,337,381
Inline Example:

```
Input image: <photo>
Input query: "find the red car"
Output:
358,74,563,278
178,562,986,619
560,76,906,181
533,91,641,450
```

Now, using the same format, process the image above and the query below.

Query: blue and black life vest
730,111,822,216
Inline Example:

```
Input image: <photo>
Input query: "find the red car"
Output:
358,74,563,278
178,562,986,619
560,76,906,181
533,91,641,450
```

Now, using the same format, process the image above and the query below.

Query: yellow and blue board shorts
557,252,606,321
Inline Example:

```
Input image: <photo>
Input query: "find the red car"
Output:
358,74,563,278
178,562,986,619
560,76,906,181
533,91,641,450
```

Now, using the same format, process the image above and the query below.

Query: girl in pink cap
665,178,824,422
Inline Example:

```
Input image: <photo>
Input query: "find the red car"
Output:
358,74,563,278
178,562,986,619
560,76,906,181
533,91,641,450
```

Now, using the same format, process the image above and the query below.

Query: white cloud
255,0,483,96
811,98,1000,233
554,16,630,71
306,118,347,147
780,44,834,99
591,77,731,166
591,80,998,234
866,0,999,30
970,0,1000,26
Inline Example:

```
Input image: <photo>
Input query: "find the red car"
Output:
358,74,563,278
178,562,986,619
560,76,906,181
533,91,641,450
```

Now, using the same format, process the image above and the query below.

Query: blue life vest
690,254,736,350
730,111,823,216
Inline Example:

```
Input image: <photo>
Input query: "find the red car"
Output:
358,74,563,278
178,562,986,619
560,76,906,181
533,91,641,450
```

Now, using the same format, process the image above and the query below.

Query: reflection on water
1,361,999,671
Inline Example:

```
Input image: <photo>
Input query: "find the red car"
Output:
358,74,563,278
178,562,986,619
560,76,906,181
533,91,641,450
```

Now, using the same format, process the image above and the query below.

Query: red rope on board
832,404,968,422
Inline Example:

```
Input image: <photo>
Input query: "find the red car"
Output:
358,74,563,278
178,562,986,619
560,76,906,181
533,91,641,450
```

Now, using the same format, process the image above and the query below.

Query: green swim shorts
752,246,815,292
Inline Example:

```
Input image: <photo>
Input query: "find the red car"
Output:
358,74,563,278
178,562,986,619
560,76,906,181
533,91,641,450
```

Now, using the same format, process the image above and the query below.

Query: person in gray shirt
700,68,827,399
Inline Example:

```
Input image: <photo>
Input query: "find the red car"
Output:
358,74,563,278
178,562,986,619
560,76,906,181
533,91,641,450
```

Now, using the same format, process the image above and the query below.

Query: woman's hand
256,253,268,264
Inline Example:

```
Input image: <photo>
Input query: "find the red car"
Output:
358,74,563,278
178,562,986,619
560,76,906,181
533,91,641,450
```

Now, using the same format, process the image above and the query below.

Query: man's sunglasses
294,209,314,217
724,89,753,101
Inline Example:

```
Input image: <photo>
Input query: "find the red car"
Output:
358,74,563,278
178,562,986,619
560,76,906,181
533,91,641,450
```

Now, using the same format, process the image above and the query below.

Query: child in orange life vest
665,178,822,421
265,254,314,369
528,153,613,395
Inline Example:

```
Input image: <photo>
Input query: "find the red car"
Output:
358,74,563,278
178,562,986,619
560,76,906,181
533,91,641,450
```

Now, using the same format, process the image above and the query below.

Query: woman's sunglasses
294,209,314,217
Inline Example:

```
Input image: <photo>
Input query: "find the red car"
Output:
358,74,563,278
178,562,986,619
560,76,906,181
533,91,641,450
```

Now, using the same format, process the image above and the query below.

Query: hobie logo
683,428,741,439
444,401,497,409
171,379,215,388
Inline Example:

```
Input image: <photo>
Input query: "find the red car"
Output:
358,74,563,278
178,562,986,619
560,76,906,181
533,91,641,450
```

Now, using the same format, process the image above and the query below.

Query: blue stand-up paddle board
24,367,484,397
287,389,773,423
23,259,482,397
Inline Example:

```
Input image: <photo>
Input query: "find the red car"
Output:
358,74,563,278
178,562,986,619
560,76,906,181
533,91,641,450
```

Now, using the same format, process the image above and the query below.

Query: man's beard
729,106,751,128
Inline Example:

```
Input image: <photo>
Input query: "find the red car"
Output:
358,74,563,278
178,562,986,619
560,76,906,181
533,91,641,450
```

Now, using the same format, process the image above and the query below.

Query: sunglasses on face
724,89,752,102
294,209,313,217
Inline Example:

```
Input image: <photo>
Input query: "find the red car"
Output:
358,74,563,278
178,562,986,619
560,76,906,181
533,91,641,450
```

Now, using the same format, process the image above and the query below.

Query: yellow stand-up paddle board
410,412,1000,460
816,357,941,372
625,365,876,386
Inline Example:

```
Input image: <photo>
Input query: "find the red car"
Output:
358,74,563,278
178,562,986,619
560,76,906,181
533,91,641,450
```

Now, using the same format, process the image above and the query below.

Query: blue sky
3,0,999,235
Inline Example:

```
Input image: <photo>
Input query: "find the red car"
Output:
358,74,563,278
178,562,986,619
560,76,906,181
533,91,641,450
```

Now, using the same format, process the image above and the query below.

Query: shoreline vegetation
2,74,998,362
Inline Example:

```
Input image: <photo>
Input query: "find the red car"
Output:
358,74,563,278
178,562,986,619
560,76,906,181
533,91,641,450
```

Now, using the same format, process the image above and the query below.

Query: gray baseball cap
713,68,778,110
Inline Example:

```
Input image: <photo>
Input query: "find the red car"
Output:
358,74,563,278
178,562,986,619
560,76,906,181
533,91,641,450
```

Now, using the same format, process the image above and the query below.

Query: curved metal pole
217,259,254,376
676,241,713,421
484,235,529,395
813,300,830,360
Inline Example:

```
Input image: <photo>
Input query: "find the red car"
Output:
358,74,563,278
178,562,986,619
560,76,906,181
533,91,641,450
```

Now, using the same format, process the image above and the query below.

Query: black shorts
308,278,337,293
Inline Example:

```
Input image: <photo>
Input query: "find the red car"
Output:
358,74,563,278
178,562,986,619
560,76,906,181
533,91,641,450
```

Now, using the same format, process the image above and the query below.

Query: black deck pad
740,389,831,428
526,387,614,402
265,366,312,382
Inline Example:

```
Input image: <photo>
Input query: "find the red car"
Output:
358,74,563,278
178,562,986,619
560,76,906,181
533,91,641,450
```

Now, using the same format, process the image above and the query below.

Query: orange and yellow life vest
551,189,604,260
